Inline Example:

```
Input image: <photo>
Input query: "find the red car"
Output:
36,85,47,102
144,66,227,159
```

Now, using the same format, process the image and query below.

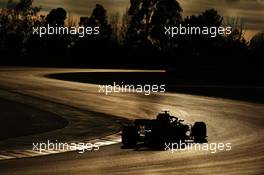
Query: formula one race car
122,110,207,148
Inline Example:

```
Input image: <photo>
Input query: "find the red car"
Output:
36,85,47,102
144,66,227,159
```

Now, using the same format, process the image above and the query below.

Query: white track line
0,132,121,161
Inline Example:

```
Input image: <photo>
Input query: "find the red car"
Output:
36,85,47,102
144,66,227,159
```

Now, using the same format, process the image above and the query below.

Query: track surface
0,68,263,175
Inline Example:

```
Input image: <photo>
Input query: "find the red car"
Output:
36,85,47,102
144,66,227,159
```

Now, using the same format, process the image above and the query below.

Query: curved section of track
0,68,263,175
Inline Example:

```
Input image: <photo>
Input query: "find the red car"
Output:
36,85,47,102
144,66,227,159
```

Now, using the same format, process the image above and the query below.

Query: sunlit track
0,67,263,175
0,132,121,160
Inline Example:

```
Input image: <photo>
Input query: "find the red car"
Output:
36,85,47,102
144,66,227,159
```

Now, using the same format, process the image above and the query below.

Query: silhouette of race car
122,110,207,148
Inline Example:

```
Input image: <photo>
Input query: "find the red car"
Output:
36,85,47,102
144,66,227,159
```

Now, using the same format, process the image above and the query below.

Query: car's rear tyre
191,122,207,143
122,125,137,147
